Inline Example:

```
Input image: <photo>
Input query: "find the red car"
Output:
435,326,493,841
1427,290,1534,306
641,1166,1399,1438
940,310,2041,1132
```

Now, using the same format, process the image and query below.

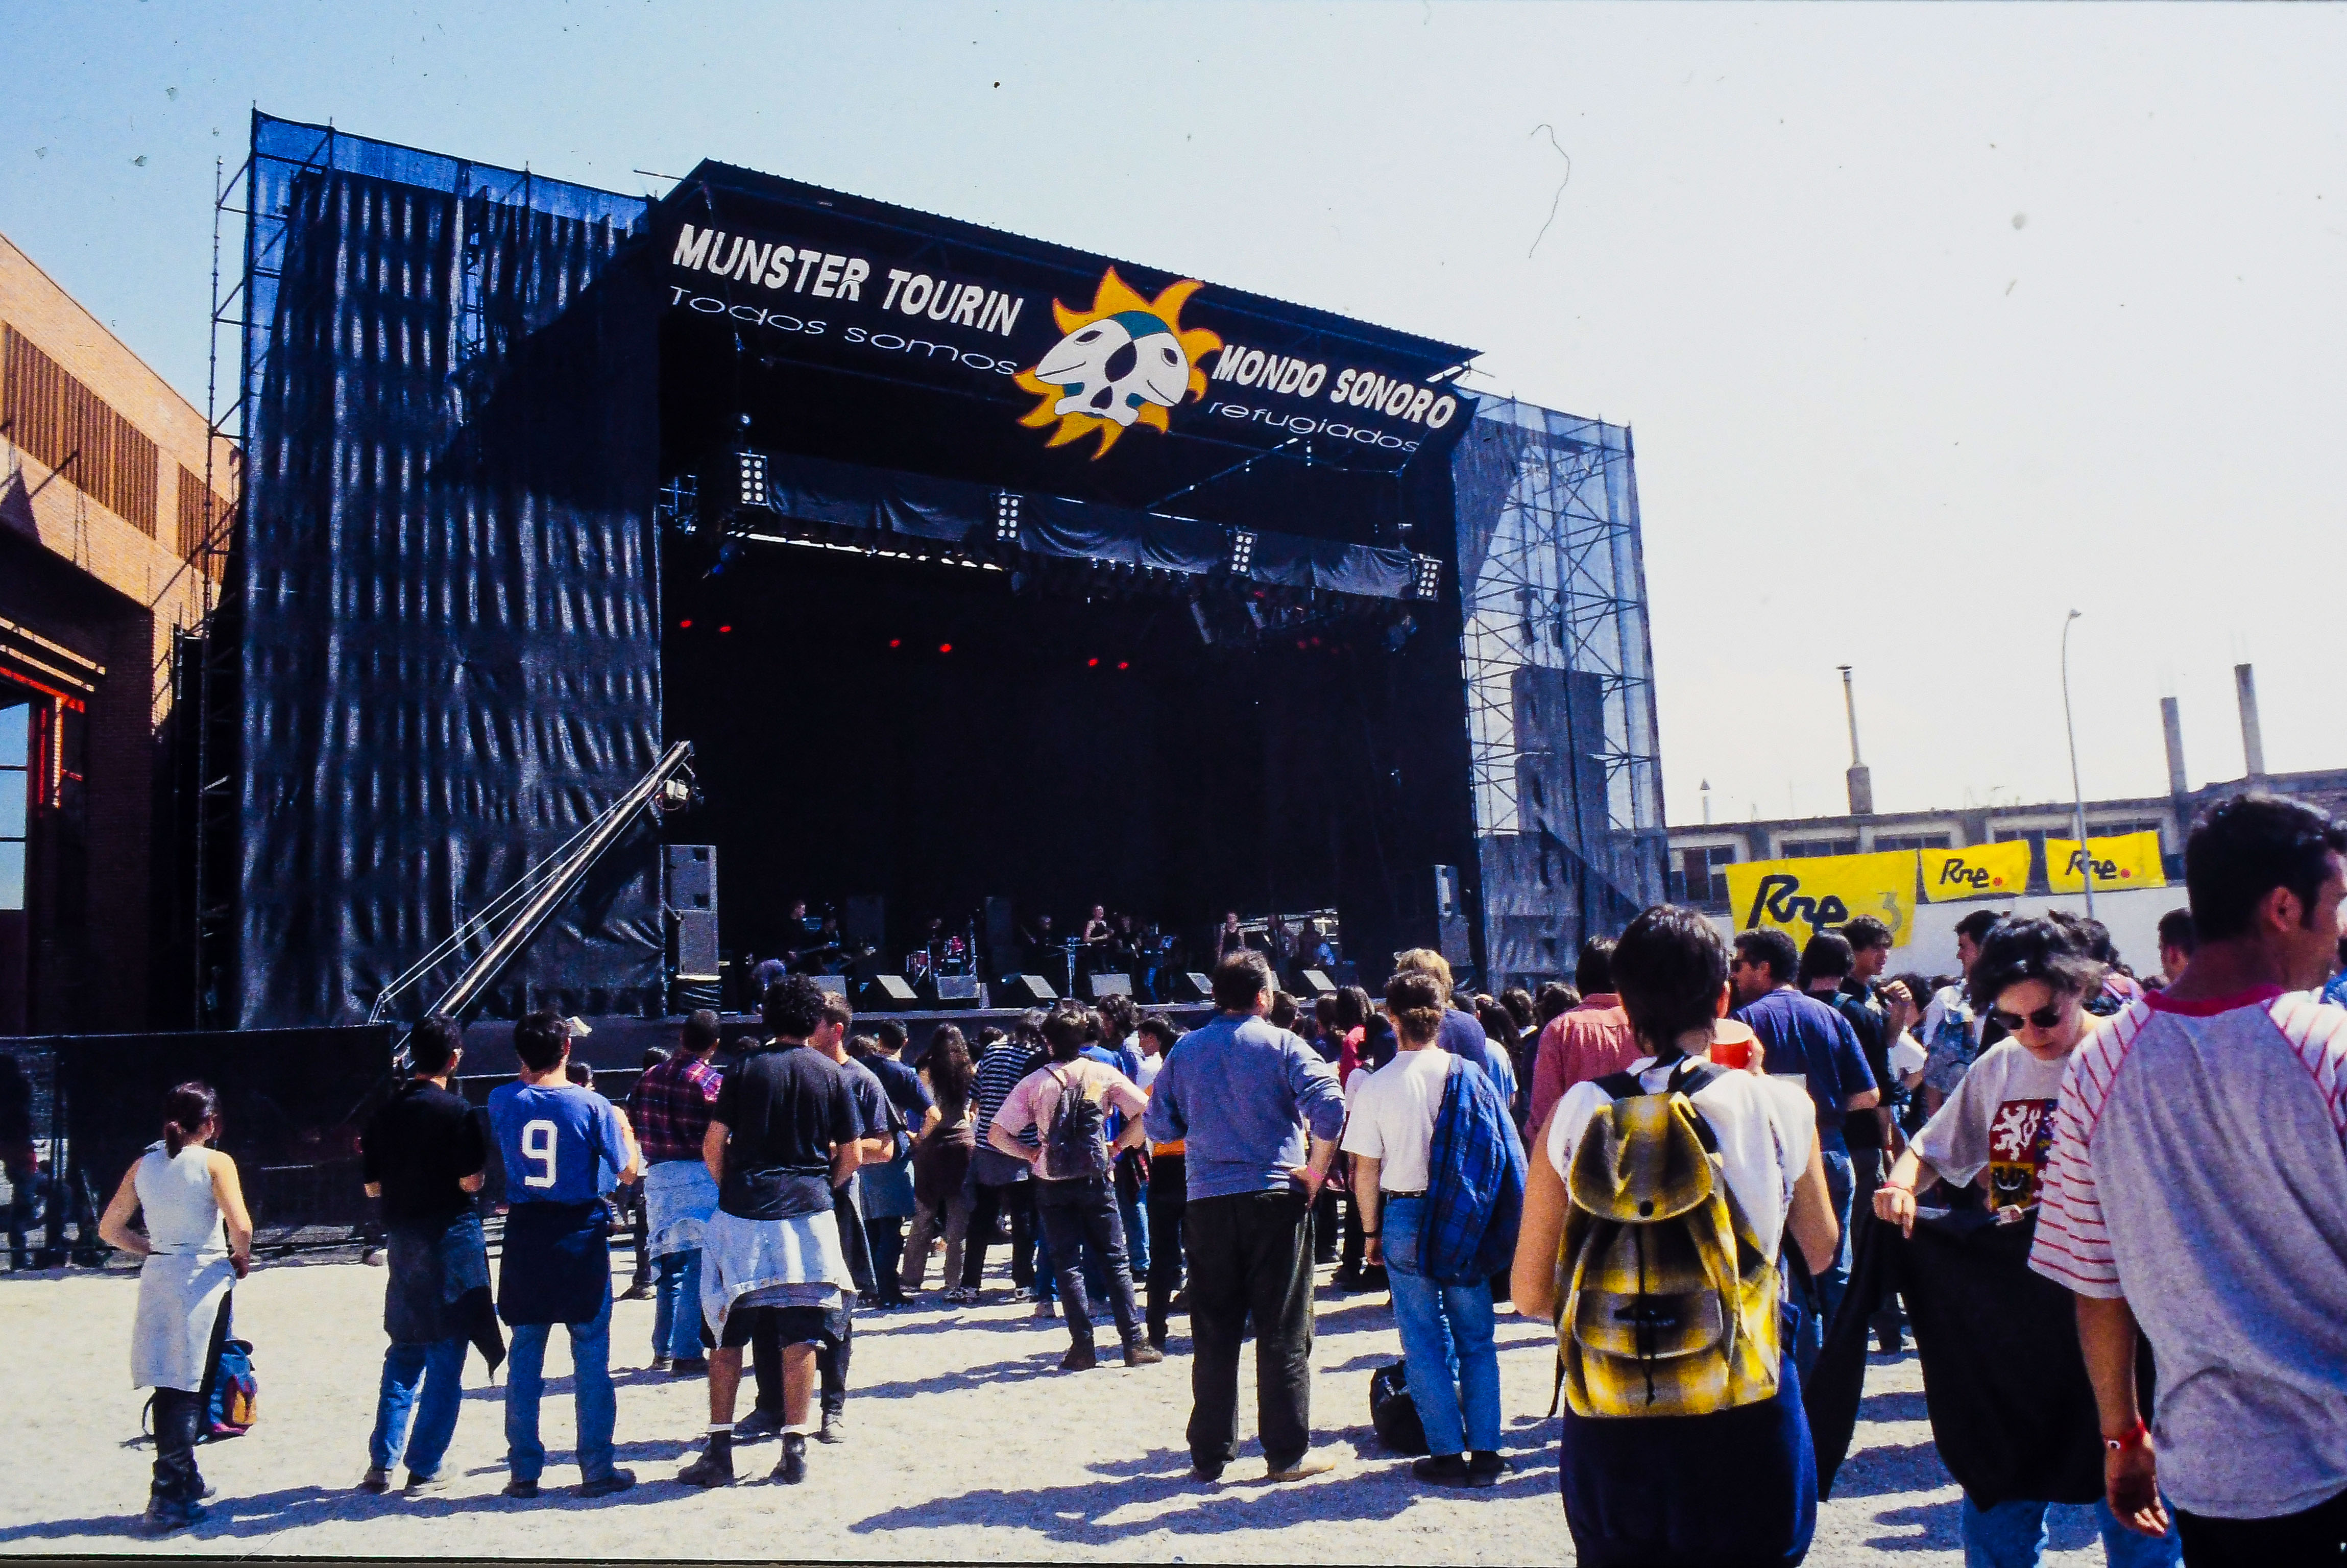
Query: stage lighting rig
1227,527,1257,576
994,491,1023,544
735,450,770,510
1410,553,1443,599
656,473,699,535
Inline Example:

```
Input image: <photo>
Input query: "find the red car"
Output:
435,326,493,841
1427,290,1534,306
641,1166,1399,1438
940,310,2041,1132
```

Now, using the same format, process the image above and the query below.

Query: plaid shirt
626,1054,722,1165
1423,1054,1527,1286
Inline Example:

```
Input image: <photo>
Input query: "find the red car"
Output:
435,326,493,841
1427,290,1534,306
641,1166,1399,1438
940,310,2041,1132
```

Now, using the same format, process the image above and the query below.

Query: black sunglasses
1992,1003,2068,1032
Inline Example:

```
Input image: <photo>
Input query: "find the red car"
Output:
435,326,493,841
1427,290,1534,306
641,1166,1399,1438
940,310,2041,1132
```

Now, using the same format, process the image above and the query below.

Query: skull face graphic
1032,310,1192,428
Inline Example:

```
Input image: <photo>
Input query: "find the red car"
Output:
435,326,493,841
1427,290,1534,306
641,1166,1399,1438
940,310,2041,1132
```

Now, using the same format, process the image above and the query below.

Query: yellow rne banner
1724,850,1920,948
2046,830,2168,894
1918,839,2033,903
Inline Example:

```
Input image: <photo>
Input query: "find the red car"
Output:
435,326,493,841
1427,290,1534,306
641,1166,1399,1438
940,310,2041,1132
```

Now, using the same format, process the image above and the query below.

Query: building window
1782,838,1859,859
2,324,160,537
0,702,26,911
2088,819,2164,847
1874,833,1953,852
1681,846,1736,906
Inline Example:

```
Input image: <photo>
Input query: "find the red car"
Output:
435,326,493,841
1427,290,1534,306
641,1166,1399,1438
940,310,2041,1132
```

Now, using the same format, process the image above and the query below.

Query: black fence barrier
32,1025,397,1259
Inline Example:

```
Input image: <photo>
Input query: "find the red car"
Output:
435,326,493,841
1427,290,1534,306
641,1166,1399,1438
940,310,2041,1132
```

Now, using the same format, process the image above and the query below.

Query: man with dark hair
679,976,861,1488
631,1009,725,1374
357,1018,495,1495
1802,930,1904,1353
857,1020,933,1311
487,1011,641,1499
2031,793,2347,1559
1134,1015,1189,1346
1144,950,1345,1483
960,1014,1045,1302
989,1002,1157,1370
2156,908,2196,988
1841,916,1894,985
1528,936,1638,1133
1732,927,1877,1369
1087,993,1151,1283
1921,908,2005,1112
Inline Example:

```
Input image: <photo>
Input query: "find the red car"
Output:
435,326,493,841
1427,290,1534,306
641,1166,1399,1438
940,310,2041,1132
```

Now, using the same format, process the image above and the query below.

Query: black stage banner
657,162,1477,471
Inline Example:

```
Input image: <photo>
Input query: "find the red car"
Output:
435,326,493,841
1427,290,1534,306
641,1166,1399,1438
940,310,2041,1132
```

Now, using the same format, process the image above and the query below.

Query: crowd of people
87,791,2347,1566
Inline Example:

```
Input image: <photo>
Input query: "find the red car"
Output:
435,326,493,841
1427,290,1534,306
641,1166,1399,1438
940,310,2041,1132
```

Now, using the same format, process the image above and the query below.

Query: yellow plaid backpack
1554,1059,1782,1418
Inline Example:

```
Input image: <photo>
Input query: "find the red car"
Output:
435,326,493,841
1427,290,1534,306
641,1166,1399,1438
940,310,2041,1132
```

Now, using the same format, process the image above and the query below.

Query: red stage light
1117,661,1129,670
679,619,693,629
1087,657,1100,668
888,638,901,648
718,624,733,634
939,643,952,654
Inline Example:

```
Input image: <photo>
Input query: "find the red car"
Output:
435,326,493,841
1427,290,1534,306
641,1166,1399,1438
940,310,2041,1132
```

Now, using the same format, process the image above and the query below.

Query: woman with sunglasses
1873,919,2179,1566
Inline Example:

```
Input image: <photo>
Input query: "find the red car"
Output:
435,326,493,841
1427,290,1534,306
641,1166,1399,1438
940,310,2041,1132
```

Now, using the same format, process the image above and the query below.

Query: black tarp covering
748,452,1418,598
239,134,664,1027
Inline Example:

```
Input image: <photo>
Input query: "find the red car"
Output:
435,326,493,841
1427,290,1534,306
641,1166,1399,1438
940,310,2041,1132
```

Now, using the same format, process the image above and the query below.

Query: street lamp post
2061,609,2096,921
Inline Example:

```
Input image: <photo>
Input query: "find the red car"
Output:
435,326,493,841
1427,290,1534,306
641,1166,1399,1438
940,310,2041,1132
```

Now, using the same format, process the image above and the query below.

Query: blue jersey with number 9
487,1081,629,1206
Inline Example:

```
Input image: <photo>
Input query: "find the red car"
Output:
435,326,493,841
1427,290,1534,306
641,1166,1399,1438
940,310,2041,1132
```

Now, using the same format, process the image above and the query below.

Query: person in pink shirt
1528,937,1641,1135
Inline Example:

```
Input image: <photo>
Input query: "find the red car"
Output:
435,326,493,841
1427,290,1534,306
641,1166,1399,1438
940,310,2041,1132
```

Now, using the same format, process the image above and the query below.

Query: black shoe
1191,1460,1225,1484
671,1355,709,1375
1875,1329,1905,1356
1124,1341,1164,1368
1413,1454,1474,1487
139,1497,204,1534
1466,1451,1510,1487
677,1438,735,1488
357,1465,393,1494
816,1410,844,1444
1146,1326,1168,1352
1059,1341,1099,1371
501,1477,540,1500
578,1467,636,1499
771,1434,807,1485
1330,1268,1363,1290
733,1408,782,1442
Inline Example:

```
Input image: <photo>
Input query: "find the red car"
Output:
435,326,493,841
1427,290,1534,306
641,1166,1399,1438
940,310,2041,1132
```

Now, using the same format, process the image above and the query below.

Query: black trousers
2176,1486,2347,1567
152,1294,231,1502
960,1180,1035,1291
1183,1189,1315,1472
1034,1175,1142,1350
1145,1153,1187,1341
1312,1187,1340,1264
865,1216,906,1305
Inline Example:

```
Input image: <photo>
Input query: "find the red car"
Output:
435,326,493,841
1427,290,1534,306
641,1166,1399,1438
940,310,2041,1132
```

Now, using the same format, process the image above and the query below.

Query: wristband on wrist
2103,1420,2149,1453
1362,1231,1380,1239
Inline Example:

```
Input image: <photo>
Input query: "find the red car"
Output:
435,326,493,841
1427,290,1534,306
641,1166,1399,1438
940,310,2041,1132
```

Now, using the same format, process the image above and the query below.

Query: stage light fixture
1410,553,1443,599
939,643,952,654
718,624,733,634
1087,657,1099,668
736,450,769,509
679,619,694,630
1116,661,1128,670
1227,527,1257,575
888,638,901,648
994,492,1022,543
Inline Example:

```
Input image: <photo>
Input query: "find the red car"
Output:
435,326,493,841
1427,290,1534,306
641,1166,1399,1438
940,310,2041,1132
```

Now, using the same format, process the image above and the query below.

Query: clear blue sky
7,2,2340,825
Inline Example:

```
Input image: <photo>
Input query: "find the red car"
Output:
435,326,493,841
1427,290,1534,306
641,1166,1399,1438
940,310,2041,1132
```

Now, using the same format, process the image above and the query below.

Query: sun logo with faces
1015,268,1221,459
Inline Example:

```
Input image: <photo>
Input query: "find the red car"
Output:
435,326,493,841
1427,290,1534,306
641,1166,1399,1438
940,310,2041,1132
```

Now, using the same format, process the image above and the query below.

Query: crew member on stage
782,902,827,973
1216,912,1247,960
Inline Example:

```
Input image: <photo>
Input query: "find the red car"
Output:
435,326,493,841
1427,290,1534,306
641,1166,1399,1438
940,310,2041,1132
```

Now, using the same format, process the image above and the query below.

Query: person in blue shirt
486,1012,640,1500
1143,950,1344,1484
1730,927,1878,1374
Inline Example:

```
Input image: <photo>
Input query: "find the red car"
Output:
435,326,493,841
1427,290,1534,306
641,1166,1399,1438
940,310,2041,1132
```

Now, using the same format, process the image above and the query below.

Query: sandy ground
0,1250,2120,1563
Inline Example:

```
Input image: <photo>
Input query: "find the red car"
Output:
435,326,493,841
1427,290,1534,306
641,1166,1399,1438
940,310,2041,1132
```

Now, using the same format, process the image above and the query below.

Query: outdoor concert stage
210,111,1666,1035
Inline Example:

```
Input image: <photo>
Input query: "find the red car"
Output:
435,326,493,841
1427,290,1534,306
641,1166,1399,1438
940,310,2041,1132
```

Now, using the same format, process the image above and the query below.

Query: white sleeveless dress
129,1144,234,1392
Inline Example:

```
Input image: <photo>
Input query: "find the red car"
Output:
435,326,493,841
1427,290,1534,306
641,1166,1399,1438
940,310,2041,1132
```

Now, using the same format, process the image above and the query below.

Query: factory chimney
2161,696,2188,797
2234,663,2267,779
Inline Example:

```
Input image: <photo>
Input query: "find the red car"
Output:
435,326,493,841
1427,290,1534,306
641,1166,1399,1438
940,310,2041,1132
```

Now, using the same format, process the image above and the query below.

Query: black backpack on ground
1370,1359,1428,1455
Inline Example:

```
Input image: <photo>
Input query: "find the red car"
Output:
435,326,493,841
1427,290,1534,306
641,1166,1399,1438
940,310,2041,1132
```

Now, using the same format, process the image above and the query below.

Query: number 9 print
521,1119,560,1188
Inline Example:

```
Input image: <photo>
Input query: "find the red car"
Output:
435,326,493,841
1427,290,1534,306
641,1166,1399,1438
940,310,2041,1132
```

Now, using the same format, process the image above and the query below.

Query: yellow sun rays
1015,268,1222,459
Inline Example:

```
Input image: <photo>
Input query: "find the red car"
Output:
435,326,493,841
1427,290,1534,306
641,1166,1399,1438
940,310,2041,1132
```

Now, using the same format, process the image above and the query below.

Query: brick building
0,231,233,1033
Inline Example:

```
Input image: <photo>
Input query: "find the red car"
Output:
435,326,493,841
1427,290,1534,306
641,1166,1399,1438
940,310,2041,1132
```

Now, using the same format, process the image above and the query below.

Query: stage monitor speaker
1086,972,1132,999
663,844,717,909
863,975,919,1010
812,975,849,998
934,975,983,1009
844,895,887,949
670,909,720,981
1299,970,1336,997
1179,972,1214,1002
996,974,1057,1005
985,897,1017,951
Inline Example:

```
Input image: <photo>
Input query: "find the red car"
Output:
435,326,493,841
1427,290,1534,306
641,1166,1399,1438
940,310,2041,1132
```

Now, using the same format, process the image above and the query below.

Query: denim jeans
369,1336,467,1476
1034,1175,1143,1350
504,1284,616,1484
1117,1156,1151,1277
1960,1494,2181,1568
1798,1139,1855,1378
1382,1194,1502,1456
650,1250,703,1362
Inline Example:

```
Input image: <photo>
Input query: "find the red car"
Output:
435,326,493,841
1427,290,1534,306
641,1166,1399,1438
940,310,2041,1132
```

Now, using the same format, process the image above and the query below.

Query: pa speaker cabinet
663,844,717,909
934,975,984,1008
996,974,1057,1005
811,975,849,998
670,908,720,981
1180,972,1214,1002
1299,970,1336,997
863,975,919,1010
1086,972,1132,999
